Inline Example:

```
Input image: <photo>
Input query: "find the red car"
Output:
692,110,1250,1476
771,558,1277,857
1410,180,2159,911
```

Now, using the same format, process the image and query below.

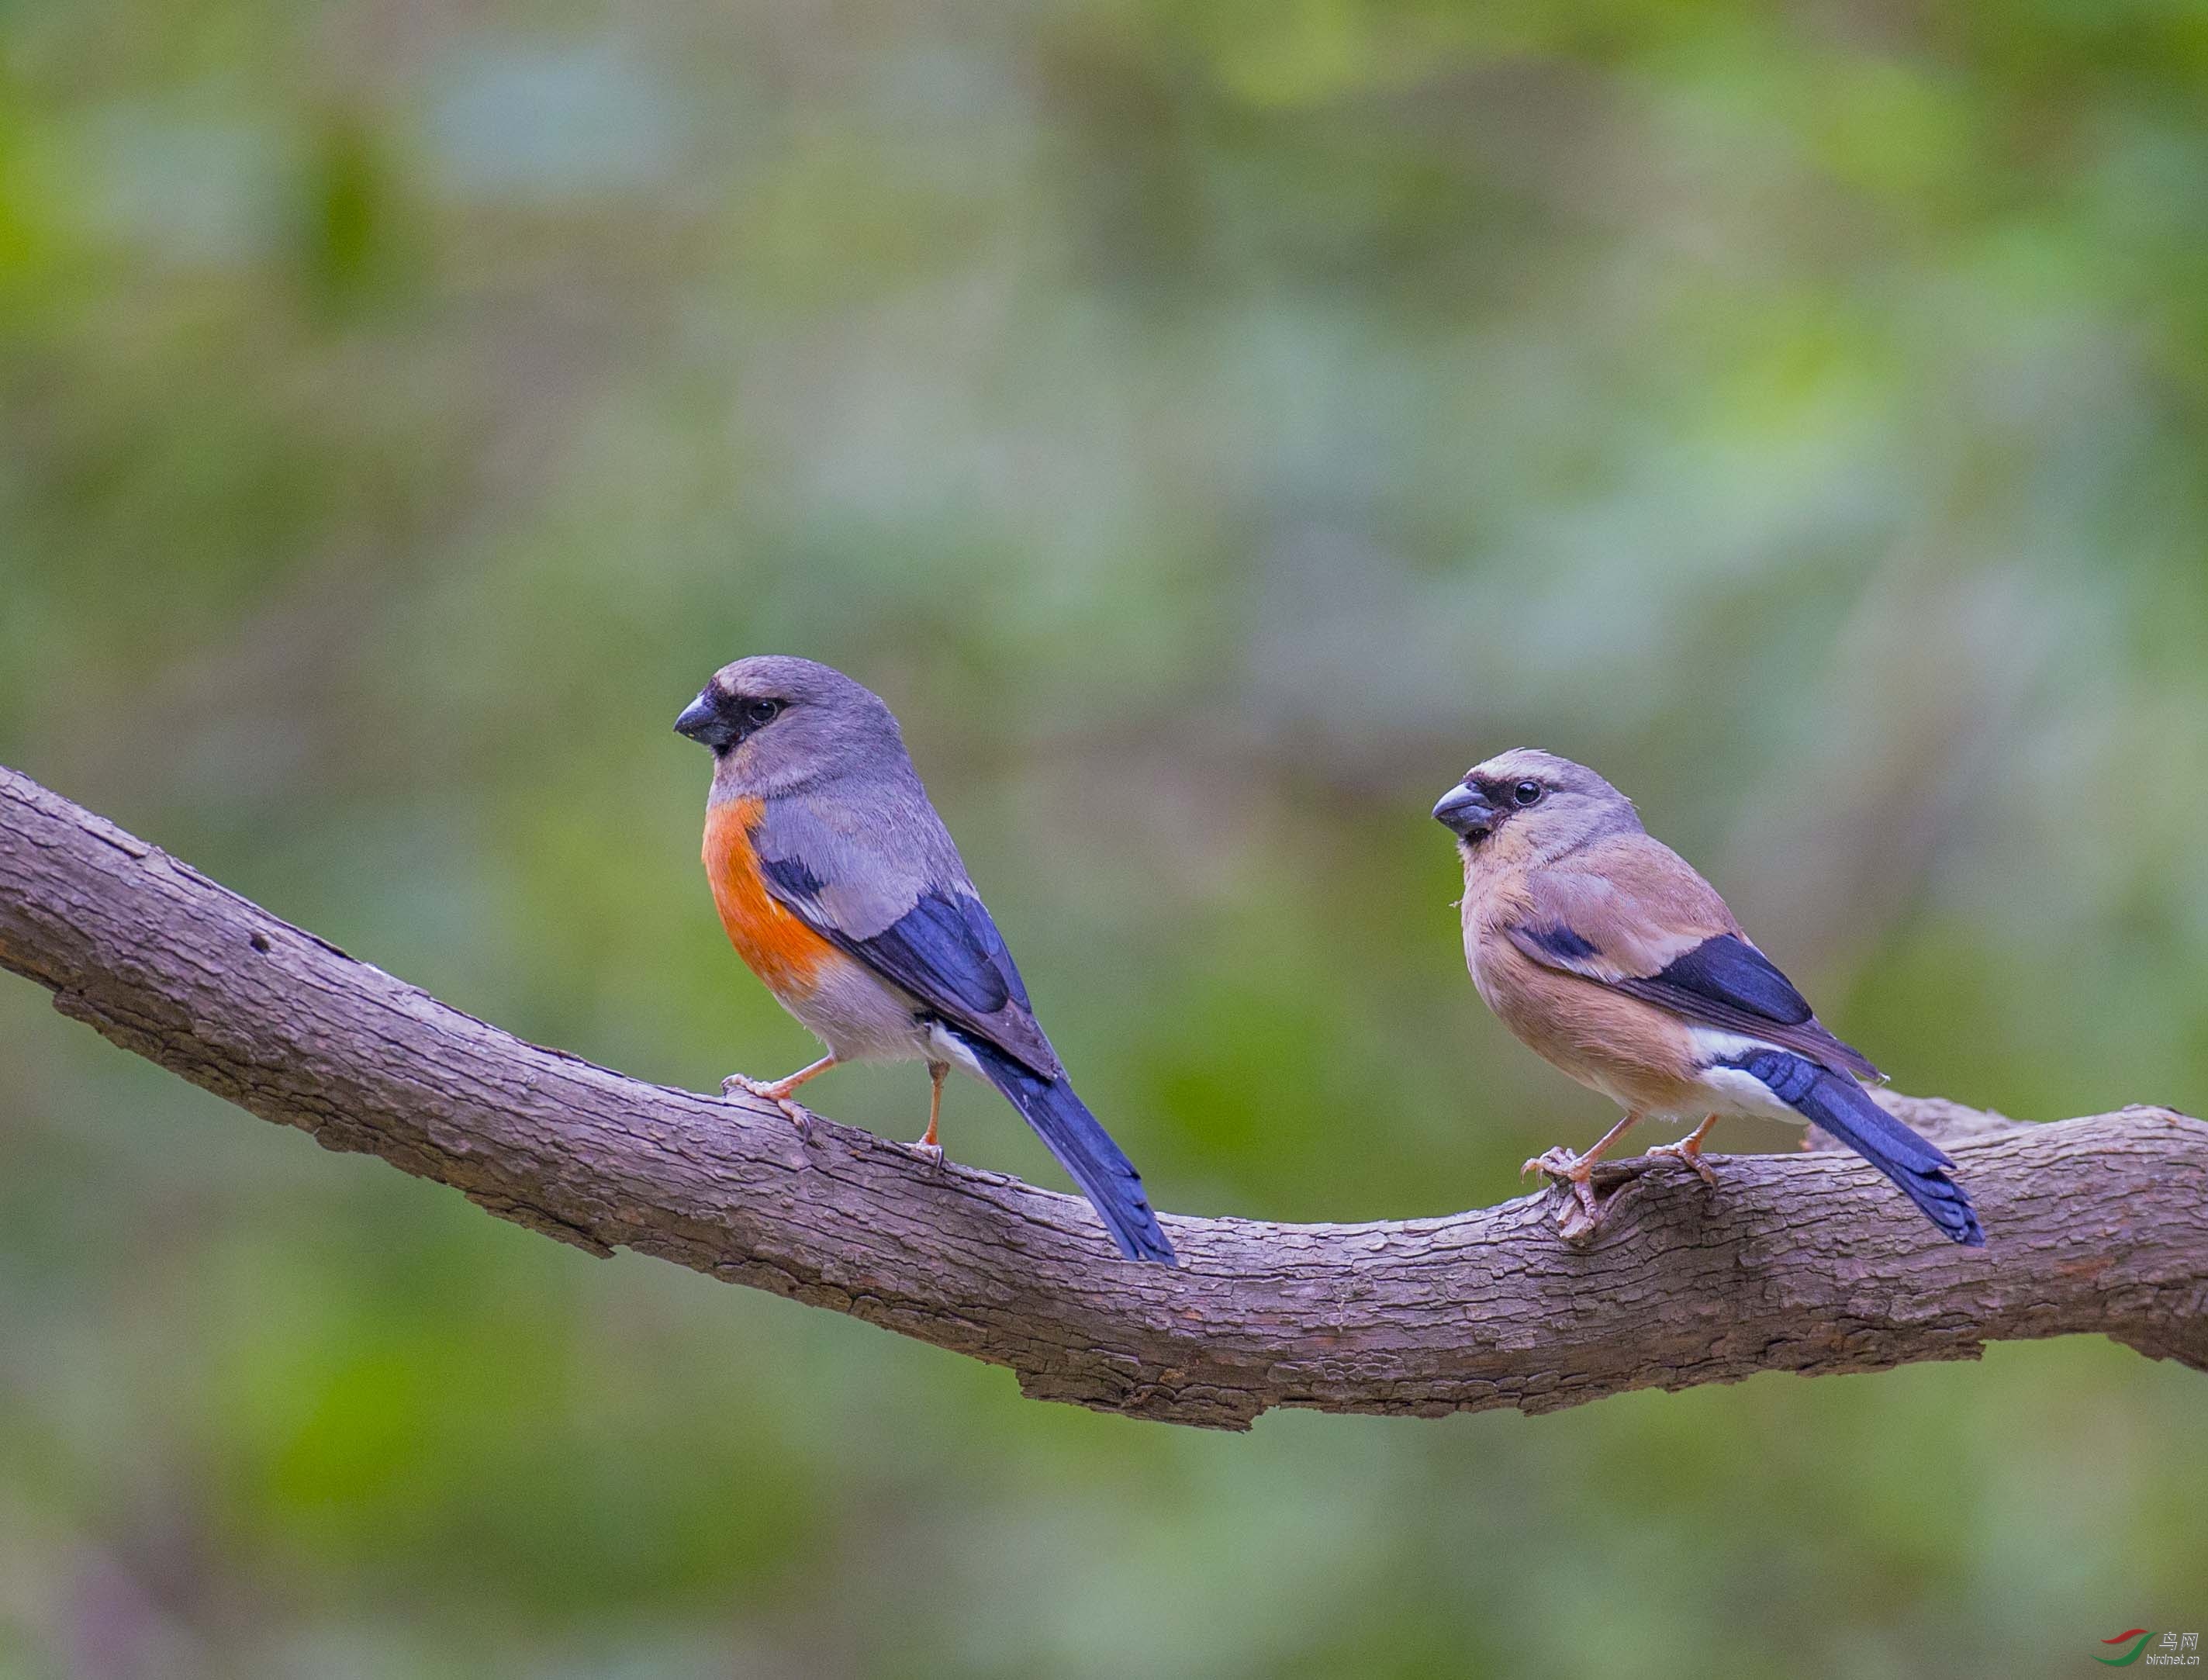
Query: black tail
957,1035,1177,1266
1729,1049,1985,1247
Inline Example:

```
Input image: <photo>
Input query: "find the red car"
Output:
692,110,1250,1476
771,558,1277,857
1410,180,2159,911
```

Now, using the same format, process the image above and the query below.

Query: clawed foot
1646,1139,1719,1187
907,1137,945,1169
1522,1146,1606,1239
722,1073,817,1140
1522,1145,1588,1180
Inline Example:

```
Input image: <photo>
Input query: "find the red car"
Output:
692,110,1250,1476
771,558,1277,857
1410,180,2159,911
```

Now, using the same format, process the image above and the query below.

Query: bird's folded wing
748,795,1063,1079
1505,838,1883,1082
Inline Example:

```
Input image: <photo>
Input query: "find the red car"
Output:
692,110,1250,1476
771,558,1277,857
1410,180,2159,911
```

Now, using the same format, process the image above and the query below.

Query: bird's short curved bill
1432,783,1497,839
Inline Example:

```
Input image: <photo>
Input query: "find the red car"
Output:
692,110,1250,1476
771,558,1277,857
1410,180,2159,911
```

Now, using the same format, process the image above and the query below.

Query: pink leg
724,1055,837,1136
911,1060,949,1162
1524,1111,1644,1236
1647,1115,1721,1186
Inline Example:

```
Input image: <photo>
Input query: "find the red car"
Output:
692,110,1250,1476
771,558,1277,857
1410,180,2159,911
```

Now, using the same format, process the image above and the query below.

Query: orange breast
703,797,840,998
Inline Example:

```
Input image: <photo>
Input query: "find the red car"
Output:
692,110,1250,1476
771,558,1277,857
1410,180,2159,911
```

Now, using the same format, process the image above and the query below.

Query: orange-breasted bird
676,655,1176,1264
1434,749,1983,1246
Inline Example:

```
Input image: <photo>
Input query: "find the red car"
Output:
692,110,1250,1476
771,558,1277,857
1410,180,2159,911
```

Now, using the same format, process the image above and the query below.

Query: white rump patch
1685,1028,1812,1125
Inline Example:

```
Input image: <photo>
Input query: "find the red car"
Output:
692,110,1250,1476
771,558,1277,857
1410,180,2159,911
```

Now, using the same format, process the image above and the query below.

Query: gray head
673,655,908,798
1432,748,1643,864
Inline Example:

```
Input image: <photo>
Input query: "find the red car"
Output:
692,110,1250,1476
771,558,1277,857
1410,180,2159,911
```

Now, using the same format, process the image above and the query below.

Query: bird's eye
1512,780,1544,807
744,698,783,728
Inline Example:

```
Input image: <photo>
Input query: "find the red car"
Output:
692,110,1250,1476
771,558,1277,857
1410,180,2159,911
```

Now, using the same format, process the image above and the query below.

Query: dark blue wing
1511,925,1882,1082
758,852,1058,1078
1519,924,1602,965
852,886,1032,1020
1619,933,1812,1026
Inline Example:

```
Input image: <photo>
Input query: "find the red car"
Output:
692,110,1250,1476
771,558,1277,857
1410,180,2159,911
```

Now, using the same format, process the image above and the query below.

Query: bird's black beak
1432,781,1497,841
674,690,735,750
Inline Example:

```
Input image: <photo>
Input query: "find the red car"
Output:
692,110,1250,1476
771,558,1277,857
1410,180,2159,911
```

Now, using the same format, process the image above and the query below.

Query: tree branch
2,765,2202,1430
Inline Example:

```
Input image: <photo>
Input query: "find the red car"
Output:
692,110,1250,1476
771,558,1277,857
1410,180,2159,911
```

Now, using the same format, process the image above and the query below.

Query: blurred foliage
3,0,2206,1674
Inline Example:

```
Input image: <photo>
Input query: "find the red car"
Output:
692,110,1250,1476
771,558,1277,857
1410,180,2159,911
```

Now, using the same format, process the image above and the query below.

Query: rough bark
1,764,2202,1430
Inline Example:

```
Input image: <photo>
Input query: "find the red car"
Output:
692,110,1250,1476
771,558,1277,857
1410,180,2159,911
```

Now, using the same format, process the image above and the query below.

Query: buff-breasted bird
1434,750,1983,1246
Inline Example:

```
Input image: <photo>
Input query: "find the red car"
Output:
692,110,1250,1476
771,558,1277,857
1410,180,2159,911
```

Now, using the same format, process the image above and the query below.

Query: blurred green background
4,1,2206,1675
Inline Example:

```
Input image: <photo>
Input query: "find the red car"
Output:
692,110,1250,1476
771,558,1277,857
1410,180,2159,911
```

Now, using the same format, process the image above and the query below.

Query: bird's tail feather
1730,1048,1985,1247
956,1034,1177,1266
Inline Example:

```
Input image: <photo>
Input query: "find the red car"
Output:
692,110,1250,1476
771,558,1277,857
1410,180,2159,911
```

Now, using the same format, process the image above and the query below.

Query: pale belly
779,952,934,1063
776,952,990,1081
